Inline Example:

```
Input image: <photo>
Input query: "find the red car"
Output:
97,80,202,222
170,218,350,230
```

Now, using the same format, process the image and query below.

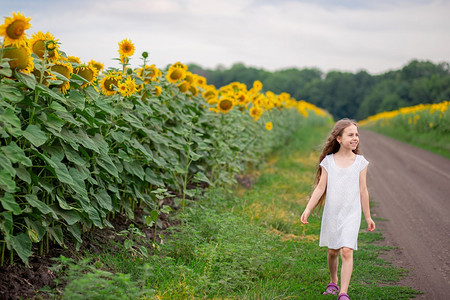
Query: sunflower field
0,12,330,265
360,100,450,154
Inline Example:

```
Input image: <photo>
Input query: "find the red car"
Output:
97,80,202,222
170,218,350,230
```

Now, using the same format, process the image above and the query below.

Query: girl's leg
327,248,340,284
339,247,354,294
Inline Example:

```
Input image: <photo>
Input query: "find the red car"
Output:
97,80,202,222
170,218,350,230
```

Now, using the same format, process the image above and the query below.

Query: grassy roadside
361,126,450,159
46,124,420,299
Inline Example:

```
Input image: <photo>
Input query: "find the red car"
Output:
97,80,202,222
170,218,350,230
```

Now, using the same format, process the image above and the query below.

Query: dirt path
360,130,450,299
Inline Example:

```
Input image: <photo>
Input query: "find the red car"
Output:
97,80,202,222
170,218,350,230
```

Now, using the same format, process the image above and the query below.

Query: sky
1,0,449,74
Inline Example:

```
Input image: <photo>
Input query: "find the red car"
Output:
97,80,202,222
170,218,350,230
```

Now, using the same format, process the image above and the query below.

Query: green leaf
86,206,103,228
0,62,12,77
42,113,66,132
36,83,67,103
144,128,170,146
15,165,31,184
145,168,165,187
75,129,100,153
62,143,88,167
25,194,58,219
92,134,109,155
68,167,88,200
67,224,82,249
95,98,117,116
23,125,48,147
10,233,32,265
97,153,119,178
123,161,145,181
52,158,74,186
0,170,16,192
68,90,86,110
15,70,36,90
0,108,21,128
118,149,132,162
0,84,24,103
2,141,32,166
24,217,46,241
47,225,64,246
160,205,172,214
55,193,75,210
194,171,213,186
94,189,112,211
0,153,16,176
0,211,13,236
0,193,21,215
51,205,81,225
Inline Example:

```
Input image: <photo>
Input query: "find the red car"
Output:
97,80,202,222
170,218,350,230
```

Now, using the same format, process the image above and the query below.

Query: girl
300,119,376,300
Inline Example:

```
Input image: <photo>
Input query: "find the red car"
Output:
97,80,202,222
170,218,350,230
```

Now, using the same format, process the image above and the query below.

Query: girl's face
337,124,359,151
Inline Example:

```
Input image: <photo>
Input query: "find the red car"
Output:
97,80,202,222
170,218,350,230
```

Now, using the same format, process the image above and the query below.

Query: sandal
323,282,340,295
337,292,350,300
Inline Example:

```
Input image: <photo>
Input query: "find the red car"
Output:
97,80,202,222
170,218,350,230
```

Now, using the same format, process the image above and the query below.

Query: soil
360,130,450,300
0,196,180,300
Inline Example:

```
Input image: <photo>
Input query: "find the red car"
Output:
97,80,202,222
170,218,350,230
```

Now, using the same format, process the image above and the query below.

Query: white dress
319,154,369,250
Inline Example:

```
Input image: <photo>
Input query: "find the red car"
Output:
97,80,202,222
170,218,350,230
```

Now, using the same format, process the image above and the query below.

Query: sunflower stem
1,241,5,267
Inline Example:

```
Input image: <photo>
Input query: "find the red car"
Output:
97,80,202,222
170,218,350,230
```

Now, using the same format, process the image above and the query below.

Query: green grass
364,125,450,159
46,124,420,299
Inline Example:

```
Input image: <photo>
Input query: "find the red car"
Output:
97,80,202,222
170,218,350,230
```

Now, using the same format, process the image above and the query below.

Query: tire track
360,130,450,300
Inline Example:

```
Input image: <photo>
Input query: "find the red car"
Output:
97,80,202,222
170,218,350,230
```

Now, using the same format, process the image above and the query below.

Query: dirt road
360,130,450,299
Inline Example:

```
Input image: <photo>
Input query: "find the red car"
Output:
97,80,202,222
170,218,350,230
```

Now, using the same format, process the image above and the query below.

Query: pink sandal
323,282,340,295
337,292,350,299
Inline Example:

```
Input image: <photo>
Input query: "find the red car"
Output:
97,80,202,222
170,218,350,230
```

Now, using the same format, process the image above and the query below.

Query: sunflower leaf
0,84,24,103
0,193,21,215
23,125,48,147
14,70,36,90
10,233,32,265
0,108,21,128
2,141,32,166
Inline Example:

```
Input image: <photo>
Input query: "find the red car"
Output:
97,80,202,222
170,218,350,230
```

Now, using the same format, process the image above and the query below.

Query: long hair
312,118,360,211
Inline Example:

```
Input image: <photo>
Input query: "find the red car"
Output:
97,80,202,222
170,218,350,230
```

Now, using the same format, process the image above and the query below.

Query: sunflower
67,56,81,64
202,85,218,100
249,105,263,121
125,77,137,96
170,62,188,71
73,65,98,87
189,85,198,97
235,92,248,106
184,71,194,84
265,122,273,131
252,80,263,93
50,61,73,93
2,44,34,74
29,31,58,59
99,72,122,96
118,81,129,97
166,66,186,83
0,12,31,47
137,64,161,83
88,59,104,73
194,74,207,87
217,98,234,114
177,80,190,93
153,85,162,97
118,39,135,57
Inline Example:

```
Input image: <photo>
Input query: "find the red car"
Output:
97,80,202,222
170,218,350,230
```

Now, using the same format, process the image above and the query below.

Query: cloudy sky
1,0,449,74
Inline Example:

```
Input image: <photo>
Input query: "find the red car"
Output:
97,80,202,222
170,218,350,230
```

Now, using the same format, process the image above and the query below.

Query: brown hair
312,118,360,211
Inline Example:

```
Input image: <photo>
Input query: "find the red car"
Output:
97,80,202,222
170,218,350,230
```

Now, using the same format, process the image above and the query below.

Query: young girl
300,119,376,300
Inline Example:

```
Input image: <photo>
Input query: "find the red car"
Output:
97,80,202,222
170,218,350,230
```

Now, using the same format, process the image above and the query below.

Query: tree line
189,60,450,120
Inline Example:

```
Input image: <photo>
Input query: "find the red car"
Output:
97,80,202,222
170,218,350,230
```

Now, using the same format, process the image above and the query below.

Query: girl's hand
301,208,311,224
366,217,376,231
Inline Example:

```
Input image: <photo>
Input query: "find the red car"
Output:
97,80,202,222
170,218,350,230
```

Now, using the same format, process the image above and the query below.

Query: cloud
1,0,449,73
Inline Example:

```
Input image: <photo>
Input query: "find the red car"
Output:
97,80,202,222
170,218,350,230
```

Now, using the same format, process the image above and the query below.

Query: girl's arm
360,166,376,231
301,167,327,224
